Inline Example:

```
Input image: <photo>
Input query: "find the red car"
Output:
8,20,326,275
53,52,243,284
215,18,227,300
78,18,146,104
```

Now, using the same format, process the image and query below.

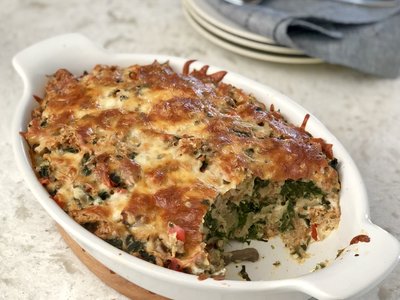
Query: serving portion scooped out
23,60,340,276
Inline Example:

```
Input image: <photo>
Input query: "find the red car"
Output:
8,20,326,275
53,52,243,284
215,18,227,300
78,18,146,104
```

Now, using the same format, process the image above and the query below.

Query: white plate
186,0,276,44
183,4,322,64
12,33,400,300
183,0,304,55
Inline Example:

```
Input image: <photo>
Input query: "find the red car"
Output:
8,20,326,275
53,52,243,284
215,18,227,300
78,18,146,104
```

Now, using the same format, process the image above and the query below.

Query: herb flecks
273,261,281,267
312,261,327,272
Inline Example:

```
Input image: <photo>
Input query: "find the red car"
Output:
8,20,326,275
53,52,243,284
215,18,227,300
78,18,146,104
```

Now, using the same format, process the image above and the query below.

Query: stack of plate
182,0,322,64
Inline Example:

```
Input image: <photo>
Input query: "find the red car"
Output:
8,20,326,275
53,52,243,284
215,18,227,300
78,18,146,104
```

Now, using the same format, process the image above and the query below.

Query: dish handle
294,223,400,300
12,33,107,86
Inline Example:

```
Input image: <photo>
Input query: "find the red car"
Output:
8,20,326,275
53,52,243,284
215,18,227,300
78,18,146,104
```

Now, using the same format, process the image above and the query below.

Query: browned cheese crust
23,61,340,275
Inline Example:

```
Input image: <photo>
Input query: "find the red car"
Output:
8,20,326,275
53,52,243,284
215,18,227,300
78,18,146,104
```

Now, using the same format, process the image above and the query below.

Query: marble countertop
1,0,399,299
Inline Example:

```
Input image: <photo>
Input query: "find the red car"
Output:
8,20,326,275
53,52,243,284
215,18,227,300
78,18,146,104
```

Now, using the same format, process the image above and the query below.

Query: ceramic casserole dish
12,33,400,300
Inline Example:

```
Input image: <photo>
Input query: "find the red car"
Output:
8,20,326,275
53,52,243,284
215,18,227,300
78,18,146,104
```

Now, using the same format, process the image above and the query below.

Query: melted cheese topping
23,61,340,275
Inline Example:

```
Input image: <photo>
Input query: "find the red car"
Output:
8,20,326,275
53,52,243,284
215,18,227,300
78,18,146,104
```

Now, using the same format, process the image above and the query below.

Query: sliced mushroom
223,247,259,265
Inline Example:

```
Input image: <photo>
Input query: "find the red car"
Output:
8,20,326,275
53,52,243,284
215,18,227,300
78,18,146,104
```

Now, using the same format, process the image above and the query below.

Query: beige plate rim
186,0,276,44
184,0,304,55
183,4,323,64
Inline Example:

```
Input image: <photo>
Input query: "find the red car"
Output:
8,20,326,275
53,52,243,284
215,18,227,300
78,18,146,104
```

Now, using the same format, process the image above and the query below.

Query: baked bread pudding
23,60,340,276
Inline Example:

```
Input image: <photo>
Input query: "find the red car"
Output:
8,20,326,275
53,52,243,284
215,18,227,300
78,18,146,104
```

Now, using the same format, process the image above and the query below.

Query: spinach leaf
236,201,261,229
139,250,156,264
278,180,324,233
253,177,270,201
125,235,144,253
81,165,92,176
98,190,110,200
109,172,122,186
280,180,323,200
38,165,50,178
280,179,324,200
254,177,269,189
105,238,123,250
63,146,79,153
204,207,227,240
81,152,91,164
279,198,295,232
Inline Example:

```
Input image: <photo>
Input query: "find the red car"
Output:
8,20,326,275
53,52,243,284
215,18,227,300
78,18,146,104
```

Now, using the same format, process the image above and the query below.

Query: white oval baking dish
12,33,400,300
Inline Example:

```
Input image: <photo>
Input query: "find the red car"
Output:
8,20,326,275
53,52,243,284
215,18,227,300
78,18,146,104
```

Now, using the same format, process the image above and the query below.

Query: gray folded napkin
205,0,400,77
